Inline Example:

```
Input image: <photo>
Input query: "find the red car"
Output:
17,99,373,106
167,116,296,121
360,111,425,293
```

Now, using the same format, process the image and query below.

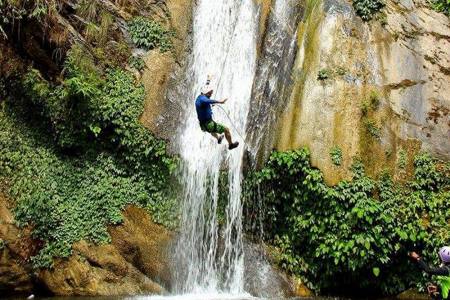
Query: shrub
353,0,385,21
0,0,57,37
243,148,450,295
397,149,407,169
1,44,178,268
128,17,173,52
129,55,145,71
369,90,380,110
317,68,331,81
0,100,178,269
330,146,343,166
361,100,370,116
430,0,450,15
364,119,381,138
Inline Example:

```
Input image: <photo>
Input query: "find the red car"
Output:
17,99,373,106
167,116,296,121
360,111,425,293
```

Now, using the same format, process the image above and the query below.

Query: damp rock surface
0,193,173,296
267,0,450,184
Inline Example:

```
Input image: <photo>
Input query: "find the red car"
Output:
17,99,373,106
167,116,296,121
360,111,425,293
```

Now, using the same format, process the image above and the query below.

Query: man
409,247,450,300
195,77,239,150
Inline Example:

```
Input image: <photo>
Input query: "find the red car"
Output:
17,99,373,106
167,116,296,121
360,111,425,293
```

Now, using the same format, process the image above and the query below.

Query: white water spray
174,0,258,295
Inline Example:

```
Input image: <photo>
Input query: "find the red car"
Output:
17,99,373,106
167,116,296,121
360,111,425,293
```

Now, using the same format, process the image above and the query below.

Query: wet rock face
140,0,194,143
243,242,295,298
271,0,449,184
38,241,165,296
0,194,173,296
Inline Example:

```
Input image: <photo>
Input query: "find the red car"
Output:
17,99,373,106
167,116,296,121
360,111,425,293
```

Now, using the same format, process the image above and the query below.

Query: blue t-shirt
195,94,219,123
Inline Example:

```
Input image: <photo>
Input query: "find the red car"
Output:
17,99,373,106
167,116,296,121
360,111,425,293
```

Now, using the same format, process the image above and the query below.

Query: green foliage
361,90,381,116
76,0,98,21
330,146,343,166
129,55,145,71
128,17,174,52
353,0,385,21
0,238,5,250
361,100,370,116
317,68,331,81
1,44,179,268
364,119,381,139
0,0,57,37
430,0,450,15
397,149,407,169
369,90,381,110
20,45,175,173
243,148,450,295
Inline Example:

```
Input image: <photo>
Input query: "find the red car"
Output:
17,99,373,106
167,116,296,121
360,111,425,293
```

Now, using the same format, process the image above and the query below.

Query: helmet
200,77,214,95
439,247,450,263
201,84,214,95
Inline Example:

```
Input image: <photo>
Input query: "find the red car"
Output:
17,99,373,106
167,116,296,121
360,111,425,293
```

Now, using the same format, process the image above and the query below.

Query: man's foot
228,142,239,150
217,135,224,144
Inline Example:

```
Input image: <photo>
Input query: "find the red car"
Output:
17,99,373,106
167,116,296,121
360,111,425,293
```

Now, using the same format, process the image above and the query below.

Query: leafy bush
397,149,407,169
0,0,56,38
330,146,343,166
353,0,385,21
430,0,450,15
369,90,380,110
243,148,450,295
364,119,381,139
0,104,178,268
317,68,331,81
1,44,178,268
128,17,173,52
129,55,145,71
20,45,173,171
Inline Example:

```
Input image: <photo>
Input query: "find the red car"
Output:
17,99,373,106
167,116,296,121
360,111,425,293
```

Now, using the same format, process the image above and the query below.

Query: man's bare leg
210,132,224,143
210,132,219,140
224,127,239,150
224,128,233,145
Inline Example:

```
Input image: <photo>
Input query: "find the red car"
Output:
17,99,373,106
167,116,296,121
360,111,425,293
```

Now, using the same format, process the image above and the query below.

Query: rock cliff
0,194,173,296
267,0,449,184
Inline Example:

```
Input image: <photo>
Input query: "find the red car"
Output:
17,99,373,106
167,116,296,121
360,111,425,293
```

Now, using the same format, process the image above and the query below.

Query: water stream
174,0,258,295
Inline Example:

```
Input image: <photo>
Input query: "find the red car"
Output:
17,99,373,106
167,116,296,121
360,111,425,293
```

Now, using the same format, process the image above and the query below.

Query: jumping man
195,76,239,150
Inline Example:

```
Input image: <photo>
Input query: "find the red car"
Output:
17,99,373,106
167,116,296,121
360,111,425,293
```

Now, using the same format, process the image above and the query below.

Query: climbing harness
210,3,298,148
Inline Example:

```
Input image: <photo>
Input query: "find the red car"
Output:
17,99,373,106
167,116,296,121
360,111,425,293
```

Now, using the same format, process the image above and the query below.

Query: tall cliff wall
267,0,449,184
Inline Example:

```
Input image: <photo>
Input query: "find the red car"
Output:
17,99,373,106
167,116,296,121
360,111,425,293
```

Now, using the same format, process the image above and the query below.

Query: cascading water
174,0,258,295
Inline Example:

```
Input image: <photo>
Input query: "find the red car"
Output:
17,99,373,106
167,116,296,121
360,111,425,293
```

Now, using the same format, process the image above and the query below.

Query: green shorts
200,120,225,134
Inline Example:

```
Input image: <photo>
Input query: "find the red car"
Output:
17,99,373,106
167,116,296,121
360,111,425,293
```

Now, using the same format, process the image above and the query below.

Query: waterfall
173,0,258,294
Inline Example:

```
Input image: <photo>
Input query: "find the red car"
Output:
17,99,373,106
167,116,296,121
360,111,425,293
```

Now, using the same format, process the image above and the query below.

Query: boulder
0,194,35,295
0,190,173,296
38,241,165,296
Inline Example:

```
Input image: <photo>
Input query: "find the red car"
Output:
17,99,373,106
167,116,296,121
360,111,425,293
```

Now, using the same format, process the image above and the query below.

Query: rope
211,2,298,148
215,105,247,144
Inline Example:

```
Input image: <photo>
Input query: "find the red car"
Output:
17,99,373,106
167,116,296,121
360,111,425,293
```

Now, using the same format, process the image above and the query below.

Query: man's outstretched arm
410,252,450,276
417,259,450,276
202,98,228,105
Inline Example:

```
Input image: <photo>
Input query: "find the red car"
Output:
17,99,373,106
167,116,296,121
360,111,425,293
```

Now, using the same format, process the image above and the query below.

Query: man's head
201,79,214,98
439,246,450,264
204,90,213,98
